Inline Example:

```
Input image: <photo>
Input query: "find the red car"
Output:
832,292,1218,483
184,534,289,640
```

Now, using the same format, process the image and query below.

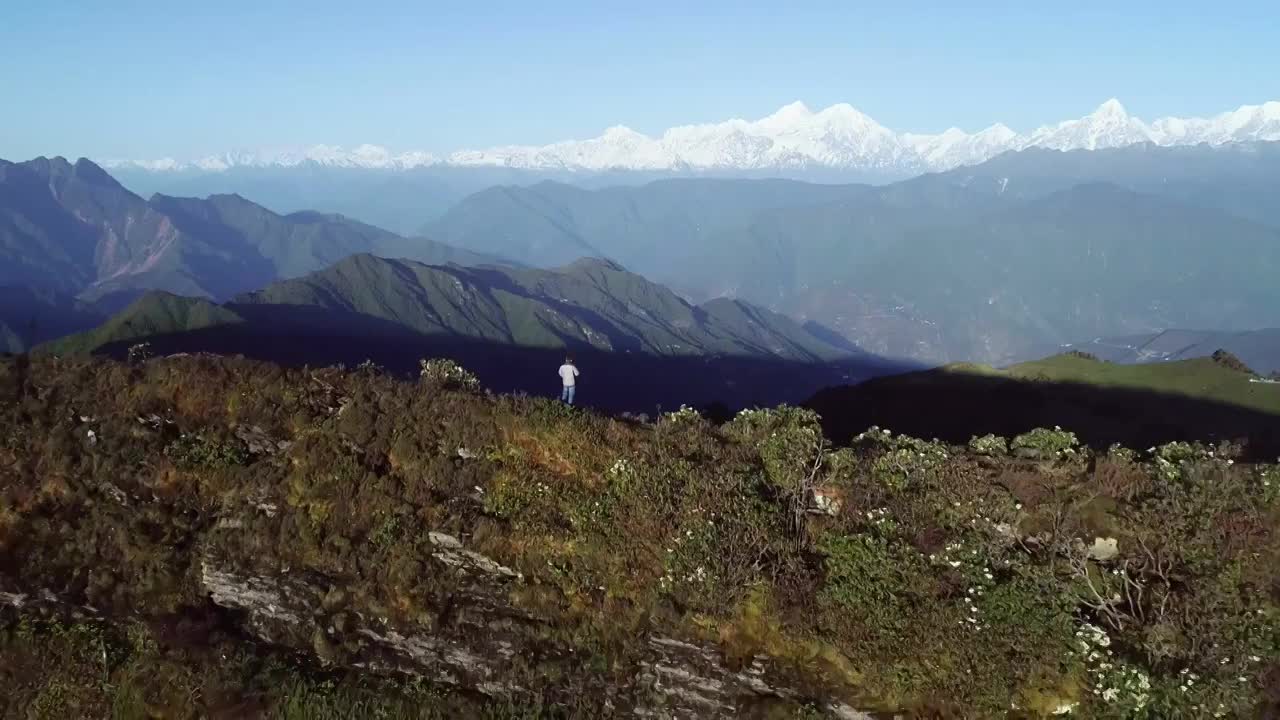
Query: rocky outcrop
2,501,876,718
196,531,874,719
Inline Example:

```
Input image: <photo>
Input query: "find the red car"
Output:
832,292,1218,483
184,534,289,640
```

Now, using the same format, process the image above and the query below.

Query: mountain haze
426,142,1280,364
1,157,500,303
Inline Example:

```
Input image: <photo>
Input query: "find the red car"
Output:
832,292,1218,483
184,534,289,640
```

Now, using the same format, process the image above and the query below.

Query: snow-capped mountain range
107,99,1280,176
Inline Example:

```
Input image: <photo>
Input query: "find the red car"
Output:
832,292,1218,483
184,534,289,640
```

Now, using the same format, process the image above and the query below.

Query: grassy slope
1,355,1277,718
999,354,1280,415
38,292,243,355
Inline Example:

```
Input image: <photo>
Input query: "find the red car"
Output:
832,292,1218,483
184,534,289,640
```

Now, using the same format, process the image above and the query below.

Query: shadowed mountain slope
806,352,1280,457
40,254,911,412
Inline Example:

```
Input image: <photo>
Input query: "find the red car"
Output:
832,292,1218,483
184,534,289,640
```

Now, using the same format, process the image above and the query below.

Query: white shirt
559,363,579,387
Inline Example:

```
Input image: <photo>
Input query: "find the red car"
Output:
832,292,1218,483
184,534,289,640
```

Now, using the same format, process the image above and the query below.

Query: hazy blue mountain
804,183,1280,363
109,165,527,236
425,147,1280,364
907,141,1280,228
1,157,503,306
2,157,136,294
424,178,873,292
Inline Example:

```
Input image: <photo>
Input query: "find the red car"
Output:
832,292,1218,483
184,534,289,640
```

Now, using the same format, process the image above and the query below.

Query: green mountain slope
999,352,1280,414
41,254,904,413
41,291,244,355
232,254,853,362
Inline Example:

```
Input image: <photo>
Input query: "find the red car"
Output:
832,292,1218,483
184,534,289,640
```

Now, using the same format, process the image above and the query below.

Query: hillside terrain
0,157,499,303
1,354,1276,718
807,352,1280,457
41,255,900,413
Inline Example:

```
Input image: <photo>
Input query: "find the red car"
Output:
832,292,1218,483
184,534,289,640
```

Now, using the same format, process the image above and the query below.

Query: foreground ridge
1,354,1276,718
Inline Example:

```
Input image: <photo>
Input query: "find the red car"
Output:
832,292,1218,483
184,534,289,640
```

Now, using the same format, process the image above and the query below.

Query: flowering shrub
418,357,481,392
1261,464,1280,504
1011,426,1080,458
853,427,950,491
968,433,1009,456
1105,443,1139,463
659,404,703,424
126,342,152,364
1073,623,1152,714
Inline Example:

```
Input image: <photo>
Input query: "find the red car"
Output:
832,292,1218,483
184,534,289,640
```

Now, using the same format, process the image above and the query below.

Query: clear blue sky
2,0,1277,161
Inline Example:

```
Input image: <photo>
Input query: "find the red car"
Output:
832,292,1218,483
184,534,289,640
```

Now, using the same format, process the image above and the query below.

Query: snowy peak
1026,99,1155,151
107,98,1280,176
1090,98,1129,120
758,101,815,129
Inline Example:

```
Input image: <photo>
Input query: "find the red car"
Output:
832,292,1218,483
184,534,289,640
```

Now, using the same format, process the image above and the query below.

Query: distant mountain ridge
42,254,905,412
51,254,859,364
12,147,1280,369
107,98,1280,176
425,144,1280,364
0,156,500,302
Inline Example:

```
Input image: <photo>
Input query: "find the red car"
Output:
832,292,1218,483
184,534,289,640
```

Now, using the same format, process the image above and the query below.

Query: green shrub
163,432,248,469
1011,426,1080,458
968,433,1009,456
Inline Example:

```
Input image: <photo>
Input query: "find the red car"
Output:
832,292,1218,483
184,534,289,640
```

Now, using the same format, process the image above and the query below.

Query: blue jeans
560,385,576,405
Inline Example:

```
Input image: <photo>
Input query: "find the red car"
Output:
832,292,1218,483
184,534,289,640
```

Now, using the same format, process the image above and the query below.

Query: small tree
1210,349,1254,375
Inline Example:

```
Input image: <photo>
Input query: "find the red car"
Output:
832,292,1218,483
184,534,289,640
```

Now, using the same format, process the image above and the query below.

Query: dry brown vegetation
0,354,1277,718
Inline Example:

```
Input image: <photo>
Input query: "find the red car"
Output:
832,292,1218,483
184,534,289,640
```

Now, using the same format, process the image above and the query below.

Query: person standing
559,354,580,405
